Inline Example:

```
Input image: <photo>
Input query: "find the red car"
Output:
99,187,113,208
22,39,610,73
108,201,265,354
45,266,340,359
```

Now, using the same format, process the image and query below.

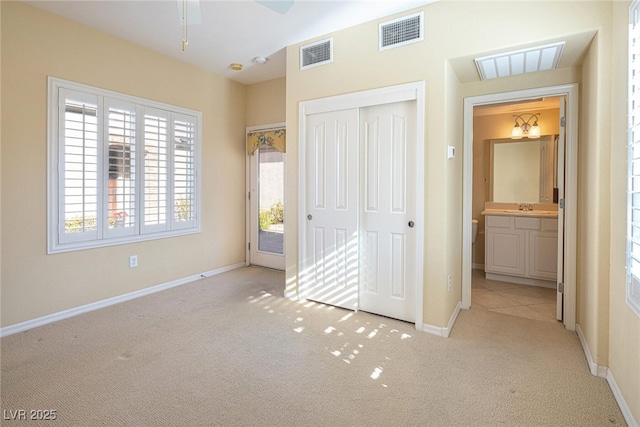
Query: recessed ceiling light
253,56,268,64
230,63,243,71
474,42,565,80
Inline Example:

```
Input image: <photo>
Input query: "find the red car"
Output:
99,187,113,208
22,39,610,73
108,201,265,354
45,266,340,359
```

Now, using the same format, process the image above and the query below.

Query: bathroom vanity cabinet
484,214,558,288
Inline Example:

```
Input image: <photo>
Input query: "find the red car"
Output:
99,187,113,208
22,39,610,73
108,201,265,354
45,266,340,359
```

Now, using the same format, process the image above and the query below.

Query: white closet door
302,109,359,310
359,101,417,323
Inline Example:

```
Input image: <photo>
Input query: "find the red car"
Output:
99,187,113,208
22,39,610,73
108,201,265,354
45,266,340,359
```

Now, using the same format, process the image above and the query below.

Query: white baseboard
486,272,556,289
607,369,639,427
575,323,608,378
423,301,461,338
564,323,638,426
284,289,298,300
0,262,245,338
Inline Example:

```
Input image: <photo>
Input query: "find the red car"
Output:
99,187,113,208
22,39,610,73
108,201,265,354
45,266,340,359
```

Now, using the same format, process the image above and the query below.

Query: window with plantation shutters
143,109,169,233
106,99,137,238
48,78,201,253
59,90,99,244
627,0,640,317
173,114,197,228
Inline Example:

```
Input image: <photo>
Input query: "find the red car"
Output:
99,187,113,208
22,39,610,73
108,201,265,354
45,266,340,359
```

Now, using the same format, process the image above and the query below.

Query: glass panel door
249,144,285,270
258,146,284,254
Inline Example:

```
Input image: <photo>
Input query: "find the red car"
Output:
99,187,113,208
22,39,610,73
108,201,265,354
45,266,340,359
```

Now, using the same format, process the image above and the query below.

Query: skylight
474,42,565,80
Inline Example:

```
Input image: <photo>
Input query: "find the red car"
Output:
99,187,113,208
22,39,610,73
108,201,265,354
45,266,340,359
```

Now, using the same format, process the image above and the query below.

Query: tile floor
472,269,559,323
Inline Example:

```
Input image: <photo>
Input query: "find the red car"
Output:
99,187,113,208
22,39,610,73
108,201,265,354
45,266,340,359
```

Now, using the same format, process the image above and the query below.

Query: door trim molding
462,84,578,331
298,81,425,330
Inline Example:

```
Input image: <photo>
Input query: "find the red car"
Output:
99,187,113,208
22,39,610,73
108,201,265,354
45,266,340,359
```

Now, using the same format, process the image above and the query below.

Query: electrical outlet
447,274,452,291
129,255,138,268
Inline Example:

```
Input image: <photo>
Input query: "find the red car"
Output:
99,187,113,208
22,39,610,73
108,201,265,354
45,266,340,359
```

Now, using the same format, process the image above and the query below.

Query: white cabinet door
529,231,558,280
486,225,526,276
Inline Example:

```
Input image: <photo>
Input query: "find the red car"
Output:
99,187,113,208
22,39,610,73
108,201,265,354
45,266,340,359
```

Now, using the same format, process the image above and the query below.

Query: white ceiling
25,0,437,85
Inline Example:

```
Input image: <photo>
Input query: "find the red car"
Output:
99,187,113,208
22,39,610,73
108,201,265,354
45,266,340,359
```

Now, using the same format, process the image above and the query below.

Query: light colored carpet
0,266,626,426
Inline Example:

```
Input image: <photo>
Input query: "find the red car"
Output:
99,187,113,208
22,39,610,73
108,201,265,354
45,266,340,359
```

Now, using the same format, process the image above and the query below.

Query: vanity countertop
481,209,558,218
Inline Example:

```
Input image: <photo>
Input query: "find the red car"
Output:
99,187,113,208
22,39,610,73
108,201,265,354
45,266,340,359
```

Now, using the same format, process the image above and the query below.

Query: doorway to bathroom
462,84,578,331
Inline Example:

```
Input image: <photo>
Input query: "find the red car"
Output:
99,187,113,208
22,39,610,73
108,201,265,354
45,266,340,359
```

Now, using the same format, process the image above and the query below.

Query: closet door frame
297,82,425,331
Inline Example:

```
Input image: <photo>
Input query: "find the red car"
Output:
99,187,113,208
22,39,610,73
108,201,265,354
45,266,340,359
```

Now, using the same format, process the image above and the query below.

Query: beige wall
0,2,247,327
609,0,640,421
444,61,463,318
579,30,612,367
246,77,286,128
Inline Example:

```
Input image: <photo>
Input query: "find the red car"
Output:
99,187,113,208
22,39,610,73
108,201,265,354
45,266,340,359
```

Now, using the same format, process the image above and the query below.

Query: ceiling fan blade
256,0,295,15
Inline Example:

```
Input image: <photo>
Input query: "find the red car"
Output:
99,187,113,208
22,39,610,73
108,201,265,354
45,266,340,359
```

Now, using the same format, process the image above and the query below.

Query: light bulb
528,121,541,138
511,123,523,139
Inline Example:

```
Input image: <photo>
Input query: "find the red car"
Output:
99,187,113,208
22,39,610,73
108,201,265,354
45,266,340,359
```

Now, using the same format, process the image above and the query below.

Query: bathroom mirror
486,135,557,203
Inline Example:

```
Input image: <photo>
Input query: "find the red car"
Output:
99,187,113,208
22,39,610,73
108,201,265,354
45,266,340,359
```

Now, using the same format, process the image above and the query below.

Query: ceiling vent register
300,38,333,70
379,12,424,51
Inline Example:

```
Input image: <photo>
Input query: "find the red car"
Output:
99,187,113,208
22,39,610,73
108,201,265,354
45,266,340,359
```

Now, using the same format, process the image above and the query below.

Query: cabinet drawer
514,217,541,230
486,215,511,228
542,218,558,231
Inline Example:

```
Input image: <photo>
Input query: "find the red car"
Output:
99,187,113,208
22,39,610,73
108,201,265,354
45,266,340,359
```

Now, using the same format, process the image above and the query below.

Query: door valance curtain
247,128,286,155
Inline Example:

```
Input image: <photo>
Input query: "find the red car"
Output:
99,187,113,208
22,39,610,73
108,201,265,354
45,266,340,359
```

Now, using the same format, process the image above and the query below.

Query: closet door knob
408,221,415,228
307,214,313,220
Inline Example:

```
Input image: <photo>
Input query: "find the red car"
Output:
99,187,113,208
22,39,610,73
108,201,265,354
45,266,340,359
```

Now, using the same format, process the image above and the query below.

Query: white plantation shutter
59,89,101,244
628,0,640,316
104,99,137,238
143,109,169,233
172,114,197,229
48,78,201,253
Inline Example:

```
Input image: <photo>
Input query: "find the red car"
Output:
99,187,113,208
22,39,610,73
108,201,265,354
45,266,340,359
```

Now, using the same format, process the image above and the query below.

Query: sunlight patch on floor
370,367,383,380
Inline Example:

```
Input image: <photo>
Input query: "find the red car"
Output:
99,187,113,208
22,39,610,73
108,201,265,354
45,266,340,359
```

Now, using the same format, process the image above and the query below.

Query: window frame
47,77,202,254
627,0,640,317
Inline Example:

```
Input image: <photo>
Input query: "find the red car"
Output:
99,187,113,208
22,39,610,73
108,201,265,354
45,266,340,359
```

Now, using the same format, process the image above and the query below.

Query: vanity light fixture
511,113,541,139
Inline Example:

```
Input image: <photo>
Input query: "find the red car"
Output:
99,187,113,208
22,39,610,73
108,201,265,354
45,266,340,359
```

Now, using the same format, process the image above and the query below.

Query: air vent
379,12,424,51
300,38,333,70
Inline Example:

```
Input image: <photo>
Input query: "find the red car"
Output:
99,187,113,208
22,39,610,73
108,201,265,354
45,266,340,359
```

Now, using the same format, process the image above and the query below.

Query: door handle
307,214,313,220
408,221,415,228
